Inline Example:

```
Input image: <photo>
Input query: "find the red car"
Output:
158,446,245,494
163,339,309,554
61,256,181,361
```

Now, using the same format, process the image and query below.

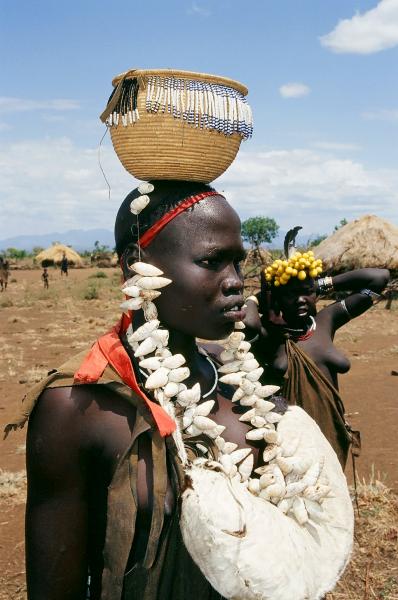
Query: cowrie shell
218,372,244,386
238,453,253,481
139,357,162,371
168,367,190,383
131,262,163,277
130,195,150,215
134,336,157,357
145,367,169,390
120,297,143,312
138,182,155,194
162,354,186,369
163,381,180,398
136,276,171,290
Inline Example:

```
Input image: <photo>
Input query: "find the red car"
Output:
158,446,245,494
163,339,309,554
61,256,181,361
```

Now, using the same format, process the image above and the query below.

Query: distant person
0,257,9,291
60,253,68,276
42,268,49,289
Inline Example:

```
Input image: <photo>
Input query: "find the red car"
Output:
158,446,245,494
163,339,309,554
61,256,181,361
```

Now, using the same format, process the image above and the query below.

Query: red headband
139,190,222,248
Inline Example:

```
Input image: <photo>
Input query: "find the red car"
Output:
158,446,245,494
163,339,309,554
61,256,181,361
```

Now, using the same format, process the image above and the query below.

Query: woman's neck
131,312,214,394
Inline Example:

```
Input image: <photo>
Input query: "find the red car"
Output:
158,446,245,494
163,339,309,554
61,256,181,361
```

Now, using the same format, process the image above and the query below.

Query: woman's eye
199,258,221,268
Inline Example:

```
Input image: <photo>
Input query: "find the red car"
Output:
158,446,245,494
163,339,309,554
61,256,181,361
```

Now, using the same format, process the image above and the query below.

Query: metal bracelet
359,288,381,301
317,276,334,294
340,299,351,319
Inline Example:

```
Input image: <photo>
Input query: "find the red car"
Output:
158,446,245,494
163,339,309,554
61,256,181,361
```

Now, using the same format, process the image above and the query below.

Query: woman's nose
222,270,244,295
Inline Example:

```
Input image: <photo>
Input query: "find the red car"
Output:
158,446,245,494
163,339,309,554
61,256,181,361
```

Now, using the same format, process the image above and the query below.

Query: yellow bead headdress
264,226,323,287
264,251,323,287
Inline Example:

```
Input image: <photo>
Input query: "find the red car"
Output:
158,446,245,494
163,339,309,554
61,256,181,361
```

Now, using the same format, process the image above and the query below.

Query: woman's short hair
114,180,215,258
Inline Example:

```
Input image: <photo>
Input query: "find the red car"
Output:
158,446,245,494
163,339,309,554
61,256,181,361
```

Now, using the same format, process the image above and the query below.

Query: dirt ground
0,267,397,599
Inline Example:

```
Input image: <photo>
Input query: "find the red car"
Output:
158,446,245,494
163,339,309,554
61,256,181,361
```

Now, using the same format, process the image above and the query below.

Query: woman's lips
222,305,246,322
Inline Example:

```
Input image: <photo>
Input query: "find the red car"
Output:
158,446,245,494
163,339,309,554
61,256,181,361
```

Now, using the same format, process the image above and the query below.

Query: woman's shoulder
26,383,139,492
31,383,138,444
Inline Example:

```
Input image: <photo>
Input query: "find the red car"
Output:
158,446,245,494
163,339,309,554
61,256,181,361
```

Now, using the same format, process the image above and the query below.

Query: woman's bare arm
26,387,89,600
318,268,390,332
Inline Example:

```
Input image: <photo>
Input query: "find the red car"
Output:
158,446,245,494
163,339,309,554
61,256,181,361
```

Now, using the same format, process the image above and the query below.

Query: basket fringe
107,76,253,139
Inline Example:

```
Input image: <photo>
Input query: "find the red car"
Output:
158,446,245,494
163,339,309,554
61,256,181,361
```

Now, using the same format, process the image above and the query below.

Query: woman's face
142,196,246,340
275,277,316,325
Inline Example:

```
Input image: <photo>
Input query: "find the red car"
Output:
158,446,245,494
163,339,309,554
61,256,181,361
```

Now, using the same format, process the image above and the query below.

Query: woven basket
101,69,251,183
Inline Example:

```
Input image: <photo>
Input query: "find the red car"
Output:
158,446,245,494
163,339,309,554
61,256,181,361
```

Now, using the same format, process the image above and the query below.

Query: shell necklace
122,261,331,526
139,351,219,399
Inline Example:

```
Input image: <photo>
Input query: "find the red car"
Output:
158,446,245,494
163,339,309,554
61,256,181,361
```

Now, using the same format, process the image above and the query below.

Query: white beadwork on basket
107,76,253,139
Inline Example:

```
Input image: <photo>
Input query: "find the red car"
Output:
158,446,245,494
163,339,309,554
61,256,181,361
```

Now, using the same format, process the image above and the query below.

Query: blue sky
1,0,397,241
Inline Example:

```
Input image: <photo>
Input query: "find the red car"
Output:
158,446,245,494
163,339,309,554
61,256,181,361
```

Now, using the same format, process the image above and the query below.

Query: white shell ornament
130,195,150,215
180,407,354,600
136,276,172,290
138,182,155,195
130,262,164,277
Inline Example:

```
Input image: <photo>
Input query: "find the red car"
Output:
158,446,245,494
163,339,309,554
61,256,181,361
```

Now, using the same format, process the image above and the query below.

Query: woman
8,183,353,600
13,182,244,599
244,251,390,467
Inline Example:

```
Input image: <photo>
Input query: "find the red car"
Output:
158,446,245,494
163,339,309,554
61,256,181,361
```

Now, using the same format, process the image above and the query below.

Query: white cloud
320,0,398,55
188,2,210,17
311,141,362,152
0,121,11,132
1,138,397,240
217,148,398,232
0,97,80,113
0,137,135,238
362,108,398,121
279,83,310,99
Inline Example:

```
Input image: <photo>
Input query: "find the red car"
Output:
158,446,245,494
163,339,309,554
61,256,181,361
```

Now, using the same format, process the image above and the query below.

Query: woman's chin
200,322,236,342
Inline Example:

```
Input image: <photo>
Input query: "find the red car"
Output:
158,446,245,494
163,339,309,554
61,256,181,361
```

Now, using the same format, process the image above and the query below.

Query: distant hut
244,248,272,267
314,215,398,272
35,244,84,268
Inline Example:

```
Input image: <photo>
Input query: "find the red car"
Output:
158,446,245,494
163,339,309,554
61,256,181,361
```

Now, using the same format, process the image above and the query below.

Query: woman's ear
120,244,154,280
120,243,140,280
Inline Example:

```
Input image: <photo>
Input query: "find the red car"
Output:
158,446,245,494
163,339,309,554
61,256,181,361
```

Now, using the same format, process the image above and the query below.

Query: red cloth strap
139,190,222,248
74,314,176,437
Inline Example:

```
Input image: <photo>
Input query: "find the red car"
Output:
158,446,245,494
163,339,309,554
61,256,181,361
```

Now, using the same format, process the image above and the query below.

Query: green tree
6,247,27,260
241,217,279,249
93,240,110,254
308,234,327,247
32,246,44,256
334,218,348,232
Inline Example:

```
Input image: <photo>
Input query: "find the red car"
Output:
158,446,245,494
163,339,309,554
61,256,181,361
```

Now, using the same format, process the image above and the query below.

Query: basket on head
100,69,253,183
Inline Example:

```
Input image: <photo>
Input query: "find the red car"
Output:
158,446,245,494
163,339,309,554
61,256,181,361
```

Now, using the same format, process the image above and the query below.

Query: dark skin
245,267,390,389
26,197,269,600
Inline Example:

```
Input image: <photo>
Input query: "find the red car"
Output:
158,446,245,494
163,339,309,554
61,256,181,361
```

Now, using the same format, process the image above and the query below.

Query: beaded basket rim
111,68,248,96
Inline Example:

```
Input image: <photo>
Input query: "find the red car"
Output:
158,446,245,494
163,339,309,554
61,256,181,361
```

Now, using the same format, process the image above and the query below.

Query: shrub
84,285,99,300
89,271,108,279
0,298,13,308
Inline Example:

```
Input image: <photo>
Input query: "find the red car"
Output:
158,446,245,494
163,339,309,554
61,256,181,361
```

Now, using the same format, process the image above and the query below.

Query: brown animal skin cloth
283,340,360,468
5,351,225,600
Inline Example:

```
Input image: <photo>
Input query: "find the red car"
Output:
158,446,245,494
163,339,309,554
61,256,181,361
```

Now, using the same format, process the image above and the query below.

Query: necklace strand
122,261,330,527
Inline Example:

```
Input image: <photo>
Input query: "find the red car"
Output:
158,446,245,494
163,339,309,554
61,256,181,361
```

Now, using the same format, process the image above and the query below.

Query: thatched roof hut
35,244,84,268
244,248,272,267
314,215,398,272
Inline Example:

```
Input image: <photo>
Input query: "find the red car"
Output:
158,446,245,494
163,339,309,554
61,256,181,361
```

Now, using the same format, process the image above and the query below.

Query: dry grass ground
0,267,397,598
327,477,398,600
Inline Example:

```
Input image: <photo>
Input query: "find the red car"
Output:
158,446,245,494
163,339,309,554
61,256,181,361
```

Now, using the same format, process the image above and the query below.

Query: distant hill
0,228,317,253
0,229,115,253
